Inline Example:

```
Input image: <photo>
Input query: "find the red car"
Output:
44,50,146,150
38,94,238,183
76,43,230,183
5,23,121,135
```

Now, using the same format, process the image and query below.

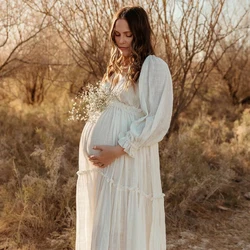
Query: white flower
68,81,115,122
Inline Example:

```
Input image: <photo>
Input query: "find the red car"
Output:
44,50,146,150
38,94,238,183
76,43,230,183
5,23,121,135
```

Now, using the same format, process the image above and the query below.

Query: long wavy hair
103,6,155,87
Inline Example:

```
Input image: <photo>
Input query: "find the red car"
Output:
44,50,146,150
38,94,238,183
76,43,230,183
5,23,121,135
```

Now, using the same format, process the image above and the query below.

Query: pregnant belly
82,120,116,156
81,102,143,156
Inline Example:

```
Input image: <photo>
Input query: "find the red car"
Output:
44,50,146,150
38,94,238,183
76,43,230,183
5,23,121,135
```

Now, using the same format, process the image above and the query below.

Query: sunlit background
0,0,250,249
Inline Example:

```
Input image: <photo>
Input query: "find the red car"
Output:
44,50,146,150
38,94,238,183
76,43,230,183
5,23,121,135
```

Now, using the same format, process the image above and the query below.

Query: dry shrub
0,106,81,249
233,109,250,151
160,110,250,232
0,102,249,248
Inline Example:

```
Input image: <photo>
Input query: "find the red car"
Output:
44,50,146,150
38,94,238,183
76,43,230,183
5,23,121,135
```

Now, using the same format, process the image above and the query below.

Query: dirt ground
167,202,250,250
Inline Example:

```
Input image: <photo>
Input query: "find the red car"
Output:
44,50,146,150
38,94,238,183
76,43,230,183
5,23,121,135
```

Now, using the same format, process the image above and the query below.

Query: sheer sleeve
118,55,173,158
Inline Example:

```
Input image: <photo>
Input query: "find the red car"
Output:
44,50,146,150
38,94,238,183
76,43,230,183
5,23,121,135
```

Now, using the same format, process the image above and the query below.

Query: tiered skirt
75,101,166,250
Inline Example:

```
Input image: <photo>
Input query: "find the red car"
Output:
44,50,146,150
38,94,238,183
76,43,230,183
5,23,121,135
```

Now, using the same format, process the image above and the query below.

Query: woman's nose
119,35,125,44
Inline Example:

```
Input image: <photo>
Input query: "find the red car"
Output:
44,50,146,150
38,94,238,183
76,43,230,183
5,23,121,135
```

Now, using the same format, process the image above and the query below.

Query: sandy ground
167,202,250,250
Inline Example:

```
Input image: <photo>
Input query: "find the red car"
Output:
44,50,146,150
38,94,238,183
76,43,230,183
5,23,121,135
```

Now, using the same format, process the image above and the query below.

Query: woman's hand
88,145,126,168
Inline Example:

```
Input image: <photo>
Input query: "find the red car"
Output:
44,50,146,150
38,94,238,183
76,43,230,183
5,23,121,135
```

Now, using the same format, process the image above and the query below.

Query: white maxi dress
75,55,173,250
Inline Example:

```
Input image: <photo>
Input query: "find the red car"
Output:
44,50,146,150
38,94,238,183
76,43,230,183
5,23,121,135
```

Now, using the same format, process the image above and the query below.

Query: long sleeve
118,55,173,158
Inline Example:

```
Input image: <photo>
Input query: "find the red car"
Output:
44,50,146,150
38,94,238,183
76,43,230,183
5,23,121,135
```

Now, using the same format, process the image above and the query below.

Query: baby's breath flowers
68,81,114,122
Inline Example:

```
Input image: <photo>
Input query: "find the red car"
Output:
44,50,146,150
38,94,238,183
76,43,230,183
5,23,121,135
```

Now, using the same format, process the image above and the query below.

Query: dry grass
0,103,81,249
160,109,250,249
0,96,250,249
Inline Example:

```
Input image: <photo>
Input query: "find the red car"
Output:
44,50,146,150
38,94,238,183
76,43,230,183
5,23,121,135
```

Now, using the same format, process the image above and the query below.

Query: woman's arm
117,55,173,158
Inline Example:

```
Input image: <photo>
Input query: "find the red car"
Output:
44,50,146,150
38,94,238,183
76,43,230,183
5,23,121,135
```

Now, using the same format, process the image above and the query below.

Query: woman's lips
119,47,128,50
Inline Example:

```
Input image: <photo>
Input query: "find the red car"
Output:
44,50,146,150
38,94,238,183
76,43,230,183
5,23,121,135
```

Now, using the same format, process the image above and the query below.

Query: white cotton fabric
75,55,173,250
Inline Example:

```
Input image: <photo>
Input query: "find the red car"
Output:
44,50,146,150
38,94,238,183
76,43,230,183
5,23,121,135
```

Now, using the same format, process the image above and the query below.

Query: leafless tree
49,0,249,132
49,0,113,79
212,6,250,106
18,0,249,129
153,0,249,133
22,0,117,92
215,40,250,105
0,0,51,78
13,25,69,105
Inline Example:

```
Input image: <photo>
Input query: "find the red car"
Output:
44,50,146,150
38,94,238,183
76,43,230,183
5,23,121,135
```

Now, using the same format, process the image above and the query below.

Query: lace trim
77,169,165,201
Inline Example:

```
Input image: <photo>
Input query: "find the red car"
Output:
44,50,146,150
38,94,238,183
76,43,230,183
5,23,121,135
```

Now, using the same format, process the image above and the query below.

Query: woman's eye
114,32,132,37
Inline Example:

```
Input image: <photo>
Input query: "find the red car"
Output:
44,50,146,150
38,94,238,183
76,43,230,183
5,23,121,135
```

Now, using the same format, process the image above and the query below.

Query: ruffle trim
77,168,165,201
118,136,137,158
108,99,144,115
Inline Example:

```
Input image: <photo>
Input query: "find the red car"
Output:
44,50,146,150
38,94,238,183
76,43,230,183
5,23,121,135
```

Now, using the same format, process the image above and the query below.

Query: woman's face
114,19,133,59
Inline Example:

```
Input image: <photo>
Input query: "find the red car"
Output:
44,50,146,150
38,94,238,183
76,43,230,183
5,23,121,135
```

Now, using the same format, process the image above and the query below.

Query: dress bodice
105,76,140,109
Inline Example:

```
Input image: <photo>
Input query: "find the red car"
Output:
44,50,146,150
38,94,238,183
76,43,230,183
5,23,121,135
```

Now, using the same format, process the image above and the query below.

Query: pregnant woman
75,6,173,250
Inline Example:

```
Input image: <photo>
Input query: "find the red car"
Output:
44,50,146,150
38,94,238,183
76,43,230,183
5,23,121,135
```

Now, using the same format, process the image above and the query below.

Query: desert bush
161,111,250,232
0,105,82,249
0,95,249,248
233,109,250,150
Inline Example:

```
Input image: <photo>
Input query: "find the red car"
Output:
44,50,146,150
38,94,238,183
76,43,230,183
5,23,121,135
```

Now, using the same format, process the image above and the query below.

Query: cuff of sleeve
118,136,138,158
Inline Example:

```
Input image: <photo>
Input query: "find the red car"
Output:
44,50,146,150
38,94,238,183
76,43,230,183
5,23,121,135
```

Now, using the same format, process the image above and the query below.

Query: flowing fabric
75,55,173,250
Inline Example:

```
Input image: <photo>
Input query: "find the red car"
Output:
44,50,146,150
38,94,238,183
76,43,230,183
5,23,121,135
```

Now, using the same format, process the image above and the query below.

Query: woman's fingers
89,155,98,160
93,145,103,151
89,145,121,168
89,158,99,162
93,162,103,167
93,162,106,168
89,155,107,168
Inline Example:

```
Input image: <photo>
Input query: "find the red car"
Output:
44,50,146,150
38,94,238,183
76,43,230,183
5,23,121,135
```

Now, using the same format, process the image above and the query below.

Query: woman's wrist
115,145,126,156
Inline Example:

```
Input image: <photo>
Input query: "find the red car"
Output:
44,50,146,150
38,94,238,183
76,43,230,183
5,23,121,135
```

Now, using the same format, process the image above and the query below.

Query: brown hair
103,6,155,86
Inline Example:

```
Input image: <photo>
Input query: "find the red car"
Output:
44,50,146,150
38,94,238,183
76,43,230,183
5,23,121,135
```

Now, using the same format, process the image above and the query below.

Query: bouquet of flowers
68,81,114,122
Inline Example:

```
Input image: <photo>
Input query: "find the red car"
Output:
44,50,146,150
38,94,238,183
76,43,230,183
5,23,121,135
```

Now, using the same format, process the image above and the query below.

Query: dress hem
77,169,165,201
